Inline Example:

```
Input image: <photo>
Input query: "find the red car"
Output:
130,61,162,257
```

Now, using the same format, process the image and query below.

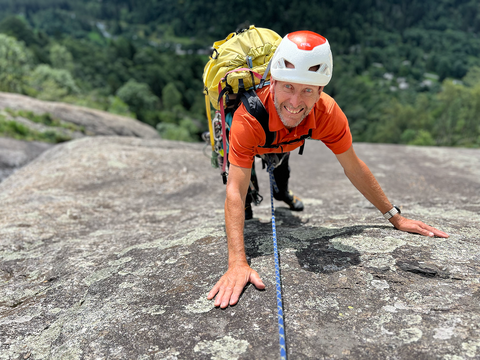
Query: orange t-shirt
228,87,352,168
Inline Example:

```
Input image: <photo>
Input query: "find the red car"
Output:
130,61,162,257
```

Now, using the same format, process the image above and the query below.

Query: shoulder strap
239,88,312,153
240,89,276,147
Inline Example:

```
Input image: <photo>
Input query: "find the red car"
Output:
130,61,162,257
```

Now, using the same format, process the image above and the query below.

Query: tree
28,64,80,100
0,16,37,46
116,79,159,123
0,34,33,93
50,43,74,71
162,82,182,111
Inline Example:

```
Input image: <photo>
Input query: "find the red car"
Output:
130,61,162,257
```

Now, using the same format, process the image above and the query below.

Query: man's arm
335,146,449,238
207,164,265,308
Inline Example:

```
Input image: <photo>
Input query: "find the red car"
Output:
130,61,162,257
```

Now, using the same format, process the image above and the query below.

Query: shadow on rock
245,210,391,274
294,225,367,274
295,236,361,273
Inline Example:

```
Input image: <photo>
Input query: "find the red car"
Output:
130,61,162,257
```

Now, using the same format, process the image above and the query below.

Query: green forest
0,0,479,147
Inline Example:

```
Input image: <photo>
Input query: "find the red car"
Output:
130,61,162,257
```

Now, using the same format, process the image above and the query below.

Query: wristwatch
383,205,401,220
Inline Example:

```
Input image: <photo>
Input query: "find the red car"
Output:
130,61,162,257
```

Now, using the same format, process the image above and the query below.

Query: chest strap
240,89,312,153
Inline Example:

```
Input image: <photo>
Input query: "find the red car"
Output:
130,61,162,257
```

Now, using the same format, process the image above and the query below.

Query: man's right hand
207,262,265,308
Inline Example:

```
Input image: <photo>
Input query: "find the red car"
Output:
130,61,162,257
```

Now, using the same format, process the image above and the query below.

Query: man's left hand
390,215,449,238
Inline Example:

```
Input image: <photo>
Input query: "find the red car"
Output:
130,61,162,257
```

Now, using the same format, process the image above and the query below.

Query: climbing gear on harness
271,31,333,87
266,157,288,360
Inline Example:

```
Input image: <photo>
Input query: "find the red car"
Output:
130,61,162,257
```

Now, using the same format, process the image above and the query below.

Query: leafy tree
107,96,135,117
27,64,80,100
116,79,159,123
0,16,37,46
156,117,200,142
49,43,74,71
162,82,183,111
0,34,33,93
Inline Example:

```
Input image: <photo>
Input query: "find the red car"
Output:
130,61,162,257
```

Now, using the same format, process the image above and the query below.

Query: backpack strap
239,89,313,151
258,60,272,89
239,88,313,155
297,129,313,155
275,129,313,148
240,89,276,147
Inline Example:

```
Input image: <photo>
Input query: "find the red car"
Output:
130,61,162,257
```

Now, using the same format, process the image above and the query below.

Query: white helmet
270,31,333,86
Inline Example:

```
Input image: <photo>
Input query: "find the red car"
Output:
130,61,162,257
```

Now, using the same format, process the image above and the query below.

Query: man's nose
288,92,302,108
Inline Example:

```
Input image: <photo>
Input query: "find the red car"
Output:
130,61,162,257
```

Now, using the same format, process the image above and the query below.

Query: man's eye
284,84,292,90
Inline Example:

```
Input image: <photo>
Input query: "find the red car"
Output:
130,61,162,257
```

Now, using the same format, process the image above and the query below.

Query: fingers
207,266,265,308
413,221,449,238
209,276,232,308
428,226,449,238
229,283,246,307
249,271,266,290
228,269,266,306
397,217,449,238
207,282,220,300
415,223,435,237
219,284,234,308
422,226,448,238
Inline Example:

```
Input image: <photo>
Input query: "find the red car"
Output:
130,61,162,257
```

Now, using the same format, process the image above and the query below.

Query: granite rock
0,137,479,359
0,92,159,139
0,137,53,183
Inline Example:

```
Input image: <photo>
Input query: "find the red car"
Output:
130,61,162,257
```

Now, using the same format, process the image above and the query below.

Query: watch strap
383,205,401,220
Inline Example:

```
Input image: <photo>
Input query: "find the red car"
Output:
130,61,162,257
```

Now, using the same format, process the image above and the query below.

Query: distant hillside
0,0,479,147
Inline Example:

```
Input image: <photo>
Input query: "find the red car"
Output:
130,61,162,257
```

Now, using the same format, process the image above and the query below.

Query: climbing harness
266,158,288,360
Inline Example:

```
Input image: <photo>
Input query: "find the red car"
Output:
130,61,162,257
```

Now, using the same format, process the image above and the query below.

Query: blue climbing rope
266,161,287,360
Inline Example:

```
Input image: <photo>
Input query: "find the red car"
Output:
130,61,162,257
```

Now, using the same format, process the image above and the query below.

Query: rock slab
0,137,479,359
0,137,53,183
0,92,159,139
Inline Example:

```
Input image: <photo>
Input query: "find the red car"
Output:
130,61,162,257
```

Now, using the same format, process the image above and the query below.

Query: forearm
336,146,448,238
208,165,266,308
224,192,248,265
224,164,252,266
344,159,393,215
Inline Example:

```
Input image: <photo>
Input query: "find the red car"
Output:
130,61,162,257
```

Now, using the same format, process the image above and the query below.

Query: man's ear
318,85,325,95
270,79,275,95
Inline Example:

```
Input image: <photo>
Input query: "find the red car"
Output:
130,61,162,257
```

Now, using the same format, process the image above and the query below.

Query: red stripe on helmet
287,31,327,50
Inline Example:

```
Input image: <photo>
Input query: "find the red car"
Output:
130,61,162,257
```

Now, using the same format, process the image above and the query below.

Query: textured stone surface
0,137,53,183
0,137,479,359
0,92,159,182
0,92,159,138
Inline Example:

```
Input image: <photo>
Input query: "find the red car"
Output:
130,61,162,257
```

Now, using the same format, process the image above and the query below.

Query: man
207,30,449,309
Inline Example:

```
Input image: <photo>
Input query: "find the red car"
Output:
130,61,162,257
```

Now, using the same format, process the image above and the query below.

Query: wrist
383,205,401,220
388,213,402,228
228,257,248,267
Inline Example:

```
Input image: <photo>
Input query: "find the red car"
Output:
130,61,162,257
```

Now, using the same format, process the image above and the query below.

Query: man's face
270,79,323,129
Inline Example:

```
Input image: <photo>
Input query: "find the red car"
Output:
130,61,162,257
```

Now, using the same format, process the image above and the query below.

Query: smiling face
270,79,323,129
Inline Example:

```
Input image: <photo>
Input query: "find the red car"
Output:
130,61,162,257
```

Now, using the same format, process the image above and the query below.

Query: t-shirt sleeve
314,99,352,155
228,110,265,168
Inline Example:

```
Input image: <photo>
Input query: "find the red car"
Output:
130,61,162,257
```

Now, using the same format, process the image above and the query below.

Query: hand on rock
391,215,449,238
207,262,265,308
